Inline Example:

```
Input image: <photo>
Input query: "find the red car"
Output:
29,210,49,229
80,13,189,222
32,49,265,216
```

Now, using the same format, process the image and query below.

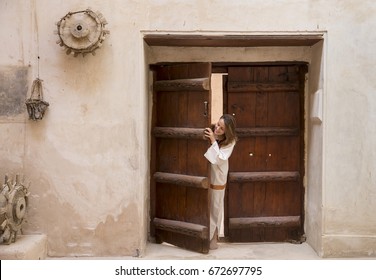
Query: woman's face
214,118,226,136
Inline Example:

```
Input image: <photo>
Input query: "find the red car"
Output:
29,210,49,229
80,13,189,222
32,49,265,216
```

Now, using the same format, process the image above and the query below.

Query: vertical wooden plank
187,139,208,175
150,70,157,237
285,91,300,126
267,91,286,126
266,136,300,171
228,67,256,127
254,66,268,83
255,92,268,127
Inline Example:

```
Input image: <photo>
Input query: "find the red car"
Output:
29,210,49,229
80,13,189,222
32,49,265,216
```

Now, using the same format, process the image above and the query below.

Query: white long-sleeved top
204,141,236,186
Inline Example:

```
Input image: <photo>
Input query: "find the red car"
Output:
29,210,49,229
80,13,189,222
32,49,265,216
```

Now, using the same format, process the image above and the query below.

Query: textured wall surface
0,66,28,117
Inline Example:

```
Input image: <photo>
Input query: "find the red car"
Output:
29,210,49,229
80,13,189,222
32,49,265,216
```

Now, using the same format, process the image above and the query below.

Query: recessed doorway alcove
143,32,325,256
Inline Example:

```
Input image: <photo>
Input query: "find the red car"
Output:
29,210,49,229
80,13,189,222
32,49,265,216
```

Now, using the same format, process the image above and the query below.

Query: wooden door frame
145,33,325,252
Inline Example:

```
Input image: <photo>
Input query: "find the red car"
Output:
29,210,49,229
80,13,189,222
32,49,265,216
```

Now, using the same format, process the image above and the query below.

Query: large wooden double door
150,63,306,253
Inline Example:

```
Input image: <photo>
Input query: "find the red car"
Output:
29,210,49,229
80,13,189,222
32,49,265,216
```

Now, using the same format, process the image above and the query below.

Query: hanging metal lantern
56,8,110,57
0,175,30,244
25,78,49,121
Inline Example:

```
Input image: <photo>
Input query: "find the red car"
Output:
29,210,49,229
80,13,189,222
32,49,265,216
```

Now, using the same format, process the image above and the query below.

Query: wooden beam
154,172,209,189
154,77,210,91
236,127,299,137
153,218,208,239
228,81,299,92
229,171,300,183
153,127,205,139
229,216,301,229
144,34,323,47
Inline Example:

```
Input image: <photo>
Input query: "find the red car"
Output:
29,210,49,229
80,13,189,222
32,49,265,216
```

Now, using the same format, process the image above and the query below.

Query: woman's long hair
214,114,238,147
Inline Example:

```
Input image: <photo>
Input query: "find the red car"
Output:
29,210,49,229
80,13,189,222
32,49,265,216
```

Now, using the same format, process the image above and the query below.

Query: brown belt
210,184,226,190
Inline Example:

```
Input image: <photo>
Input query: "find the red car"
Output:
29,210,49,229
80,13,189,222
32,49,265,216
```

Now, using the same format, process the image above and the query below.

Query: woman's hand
204,127,216,144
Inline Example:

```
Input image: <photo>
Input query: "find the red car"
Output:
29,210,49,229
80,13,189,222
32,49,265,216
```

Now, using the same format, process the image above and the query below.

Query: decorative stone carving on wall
0,175,30,245
56,8,109,57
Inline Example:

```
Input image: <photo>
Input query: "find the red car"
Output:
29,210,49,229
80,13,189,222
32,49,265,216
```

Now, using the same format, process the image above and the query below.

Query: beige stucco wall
1,0,375,258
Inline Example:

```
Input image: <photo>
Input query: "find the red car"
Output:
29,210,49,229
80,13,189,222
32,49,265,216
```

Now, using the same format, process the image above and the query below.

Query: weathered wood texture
227,81,299,92
153,127,205,139
154,172,208,189
144,34,323,47
236,127,298,137
225,65,306,242
229,171,299,182
153,218,208,239
154,77,210,91
229,216,301,229
151,63,211,253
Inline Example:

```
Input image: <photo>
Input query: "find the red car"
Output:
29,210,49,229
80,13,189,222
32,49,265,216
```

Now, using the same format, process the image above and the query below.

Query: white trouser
209,188,225,240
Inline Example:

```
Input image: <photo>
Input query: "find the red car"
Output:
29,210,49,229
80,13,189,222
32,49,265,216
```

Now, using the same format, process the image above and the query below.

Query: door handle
203,101,208,117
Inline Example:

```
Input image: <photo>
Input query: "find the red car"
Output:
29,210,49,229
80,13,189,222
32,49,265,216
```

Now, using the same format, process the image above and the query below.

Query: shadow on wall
0,66,29,117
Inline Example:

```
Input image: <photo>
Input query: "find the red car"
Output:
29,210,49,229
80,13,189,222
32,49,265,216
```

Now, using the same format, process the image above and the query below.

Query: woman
204,114,237,250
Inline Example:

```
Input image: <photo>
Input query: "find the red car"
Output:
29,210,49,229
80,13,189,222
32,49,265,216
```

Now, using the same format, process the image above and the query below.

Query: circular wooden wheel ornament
0,175,30,244
56,8,109,57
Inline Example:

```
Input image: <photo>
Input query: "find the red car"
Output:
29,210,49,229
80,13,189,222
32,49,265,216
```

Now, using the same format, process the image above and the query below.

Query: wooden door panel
263,181,301,215
156,139,209,174
156,92,180,126
228,139,255,171
151,63,211,253
228,92,256,127
156,183,186,220
265,136,300,171
226,65,306,243
228,181,300,217
185,188,208,224
157,91,208,127
266,91,300,127
156,139,179,173
255,92,268,126
230,137,268,171
186,140,208,175
231,136,300,172
229,227,301,243
155,184,208,223
229,91,300,128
